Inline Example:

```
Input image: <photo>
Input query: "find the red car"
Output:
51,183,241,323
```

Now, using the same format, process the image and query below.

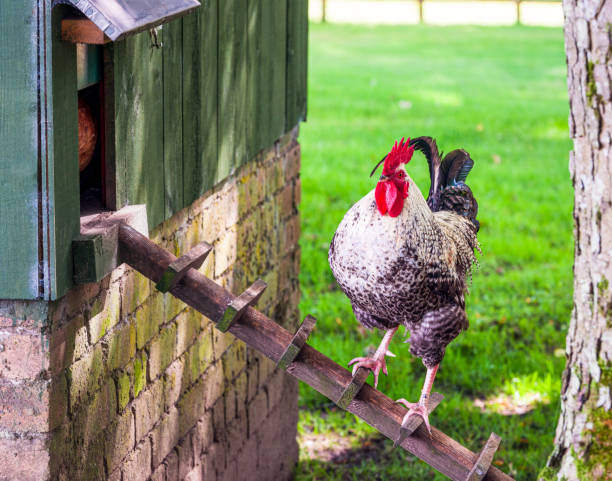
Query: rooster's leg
348,326,398,388
396,364,439,434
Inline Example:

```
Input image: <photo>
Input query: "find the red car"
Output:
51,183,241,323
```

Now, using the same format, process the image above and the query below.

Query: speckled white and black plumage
328,137,479,368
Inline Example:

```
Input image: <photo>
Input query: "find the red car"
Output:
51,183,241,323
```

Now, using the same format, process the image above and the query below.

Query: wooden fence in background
319,0,562,25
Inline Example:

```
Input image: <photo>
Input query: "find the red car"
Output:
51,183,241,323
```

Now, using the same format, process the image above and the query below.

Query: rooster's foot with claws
395,399,431,435
347,355,392,389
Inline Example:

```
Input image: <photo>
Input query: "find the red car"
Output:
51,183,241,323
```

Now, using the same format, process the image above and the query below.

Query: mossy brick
0,380,50,433
135,294,164,349
164,290,186,322
213,324,234,358
188,328,215,380
192,411,213,458
214,226,238,277
177,378,208,439
104,408,135,472
226,415,247,455
184,465,204,481
87,281,121,344
73,379,117,445
177,435,194,480
282,143,301,182
121,438,152,481
201,200,228,242
49,315,88,374
293,177,301,207
248,388,268,437
204,363,225,409
120,268,151,318
163,357,187,411
133,352,147,397
222,341,247,382
164,449,179,481
148,323,177,381
247,362,259,402
234,435,258,481
49,373,68,430
116,370,131,410
234,371,248,410
0,326,46,381
282,214,300,255
223,187,240,229
150,464,166,481
258,270,279,312
134,378,164,442
264,158,284,198
151,407,180,466
68,343,105,409
208,441,227,477
107,322,136,371
224,382,237,424
278,182,295,221
176,310,200,357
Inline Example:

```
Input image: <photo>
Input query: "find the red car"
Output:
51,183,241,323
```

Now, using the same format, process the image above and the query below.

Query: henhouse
0,1,307,480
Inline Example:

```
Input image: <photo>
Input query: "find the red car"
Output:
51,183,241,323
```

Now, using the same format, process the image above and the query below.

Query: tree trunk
541,1,612,479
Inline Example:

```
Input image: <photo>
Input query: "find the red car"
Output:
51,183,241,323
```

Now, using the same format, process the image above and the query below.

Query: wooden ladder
117,223,513,481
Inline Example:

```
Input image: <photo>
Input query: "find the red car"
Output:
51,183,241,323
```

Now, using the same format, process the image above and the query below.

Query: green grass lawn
295,23,573,480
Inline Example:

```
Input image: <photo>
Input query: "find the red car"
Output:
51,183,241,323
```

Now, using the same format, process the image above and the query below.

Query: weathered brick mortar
0,128,301,481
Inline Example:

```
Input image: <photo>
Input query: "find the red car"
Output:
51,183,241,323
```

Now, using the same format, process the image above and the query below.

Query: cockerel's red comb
382,137,414,176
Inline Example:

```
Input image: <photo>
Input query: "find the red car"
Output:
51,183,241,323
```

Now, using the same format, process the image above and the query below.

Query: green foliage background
295,23,573,480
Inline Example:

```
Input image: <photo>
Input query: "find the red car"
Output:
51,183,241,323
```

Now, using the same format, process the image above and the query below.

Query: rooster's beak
379,175,390,181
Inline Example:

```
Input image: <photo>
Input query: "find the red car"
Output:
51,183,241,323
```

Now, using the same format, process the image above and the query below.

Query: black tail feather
410,137,479,230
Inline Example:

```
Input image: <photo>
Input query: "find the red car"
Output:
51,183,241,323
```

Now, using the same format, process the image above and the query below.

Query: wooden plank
116,223,515,481
182,1,218,205
285,0,308,129
268,0,287,144
113,30,165,229
163,18,184,219
466,433,502,481
217,0,238,183
277,315,317,371
61,18,111,45
72,225,119,284
50,6,81,298
0,0,40,298
156,241,212,293
234,0,248,167
246,0,263,159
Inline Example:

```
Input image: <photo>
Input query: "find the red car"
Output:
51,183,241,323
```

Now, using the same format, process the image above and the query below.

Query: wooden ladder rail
117,223,514,481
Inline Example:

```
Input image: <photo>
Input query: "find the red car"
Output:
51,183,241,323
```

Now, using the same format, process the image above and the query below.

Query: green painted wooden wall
111,0,308,230
0,0,307,300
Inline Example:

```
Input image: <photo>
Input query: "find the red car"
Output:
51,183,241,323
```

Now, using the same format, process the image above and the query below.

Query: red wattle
375,182,387,215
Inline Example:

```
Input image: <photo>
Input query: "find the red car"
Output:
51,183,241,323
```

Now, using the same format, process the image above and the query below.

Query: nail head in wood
156,242,212,293
395,392,444,447
277,315,317,371
216,279,268,332
465,432,502,481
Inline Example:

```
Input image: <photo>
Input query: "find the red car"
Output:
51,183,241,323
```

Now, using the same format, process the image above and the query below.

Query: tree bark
542,1,612,479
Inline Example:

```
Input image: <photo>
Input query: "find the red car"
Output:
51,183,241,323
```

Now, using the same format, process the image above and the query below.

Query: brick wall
0,129,301,481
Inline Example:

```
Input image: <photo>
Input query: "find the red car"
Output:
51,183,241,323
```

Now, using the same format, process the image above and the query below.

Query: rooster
328,136,479,432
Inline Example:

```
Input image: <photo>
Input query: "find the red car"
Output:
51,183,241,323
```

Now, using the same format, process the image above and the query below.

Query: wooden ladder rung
277,315,317,370
335,366,371,409
395,392,444,447
156,242,212,293
465,432,502,481
216,279,268,332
